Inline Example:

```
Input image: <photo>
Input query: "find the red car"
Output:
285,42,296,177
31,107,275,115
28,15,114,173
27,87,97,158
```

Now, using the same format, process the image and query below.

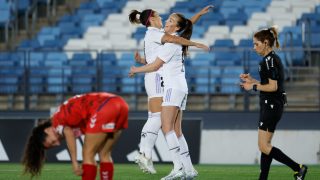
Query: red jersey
51,92,128,135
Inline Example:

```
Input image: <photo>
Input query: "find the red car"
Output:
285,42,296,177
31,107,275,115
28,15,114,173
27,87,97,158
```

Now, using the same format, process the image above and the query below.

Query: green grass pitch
0,163,319,179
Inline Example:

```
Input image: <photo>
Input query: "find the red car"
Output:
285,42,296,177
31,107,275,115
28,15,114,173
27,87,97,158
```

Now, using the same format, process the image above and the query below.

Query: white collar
147,26,164,32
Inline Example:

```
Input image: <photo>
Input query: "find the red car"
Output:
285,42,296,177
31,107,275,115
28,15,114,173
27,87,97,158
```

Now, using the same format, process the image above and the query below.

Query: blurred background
0,0,319,165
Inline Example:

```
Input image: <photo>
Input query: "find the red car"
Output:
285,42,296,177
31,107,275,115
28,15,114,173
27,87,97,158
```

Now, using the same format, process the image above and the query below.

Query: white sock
140,112,161,159
178,134,193,172
165,130,183,171
139,112,150,154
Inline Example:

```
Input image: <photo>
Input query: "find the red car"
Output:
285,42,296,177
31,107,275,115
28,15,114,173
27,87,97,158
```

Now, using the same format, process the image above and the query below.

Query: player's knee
175,129,182,137
99,151,112,162
258,142,270,154
83,147,97,163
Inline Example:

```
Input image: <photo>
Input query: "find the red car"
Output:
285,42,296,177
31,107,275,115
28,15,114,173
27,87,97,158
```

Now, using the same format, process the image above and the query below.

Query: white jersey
143,27,165,98
158,35,188,110
158,34,188,93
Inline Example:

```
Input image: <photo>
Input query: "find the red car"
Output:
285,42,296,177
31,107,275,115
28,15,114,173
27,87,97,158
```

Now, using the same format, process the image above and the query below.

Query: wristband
253,84,257,91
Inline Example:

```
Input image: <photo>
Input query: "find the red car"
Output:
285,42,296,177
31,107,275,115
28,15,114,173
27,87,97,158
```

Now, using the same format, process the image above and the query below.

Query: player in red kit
22,92,129,180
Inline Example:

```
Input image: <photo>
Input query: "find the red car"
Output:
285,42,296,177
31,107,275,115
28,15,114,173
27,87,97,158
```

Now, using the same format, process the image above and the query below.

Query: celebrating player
22,92,129,180
128,5,211,174
240,26,308,180
129,11,201,179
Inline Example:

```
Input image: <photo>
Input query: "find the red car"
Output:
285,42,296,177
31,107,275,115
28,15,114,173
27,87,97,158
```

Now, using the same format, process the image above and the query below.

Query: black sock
269,147,300,172
259,153,272,180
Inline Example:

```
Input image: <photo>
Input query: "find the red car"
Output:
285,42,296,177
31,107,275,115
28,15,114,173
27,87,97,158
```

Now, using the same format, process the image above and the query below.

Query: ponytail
269,25,280,48
129,9,154,27
22,120,51,177
129,10,141,24
254,25,280,49
174,13,193,58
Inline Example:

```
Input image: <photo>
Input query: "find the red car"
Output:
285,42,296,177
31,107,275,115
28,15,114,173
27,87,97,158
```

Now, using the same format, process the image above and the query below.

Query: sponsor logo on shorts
102,123,115,130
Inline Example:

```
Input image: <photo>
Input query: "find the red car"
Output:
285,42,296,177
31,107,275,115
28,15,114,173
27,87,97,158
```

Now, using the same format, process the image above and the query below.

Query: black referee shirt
258,51,285,97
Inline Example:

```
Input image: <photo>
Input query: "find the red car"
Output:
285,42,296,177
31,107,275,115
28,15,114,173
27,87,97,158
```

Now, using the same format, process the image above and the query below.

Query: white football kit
144,27,165,99
158,34,188,110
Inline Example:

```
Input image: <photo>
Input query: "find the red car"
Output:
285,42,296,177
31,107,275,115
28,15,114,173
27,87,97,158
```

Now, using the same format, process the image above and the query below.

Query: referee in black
240,26,308,180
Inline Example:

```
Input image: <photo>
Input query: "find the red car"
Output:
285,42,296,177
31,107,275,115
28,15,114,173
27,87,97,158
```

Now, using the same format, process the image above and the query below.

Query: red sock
82,164,97,180
100,162,114,180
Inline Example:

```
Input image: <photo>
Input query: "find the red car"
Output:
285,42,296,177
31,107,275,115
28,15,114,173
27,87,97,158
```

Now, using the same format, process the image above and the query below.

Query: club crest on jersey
102,123,115,130
90,114,97,128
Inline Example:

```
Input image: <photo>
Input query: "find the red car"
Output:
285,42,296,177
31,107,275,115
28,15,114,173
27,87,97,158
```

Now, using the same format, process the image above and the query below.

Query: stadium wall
0,111,319,164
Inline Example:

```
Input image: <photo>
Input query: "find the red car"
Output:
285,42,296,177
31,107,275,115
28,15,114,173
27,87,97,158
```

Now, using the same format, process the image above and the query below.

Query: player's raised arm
161,34,209,51
190,5,214,24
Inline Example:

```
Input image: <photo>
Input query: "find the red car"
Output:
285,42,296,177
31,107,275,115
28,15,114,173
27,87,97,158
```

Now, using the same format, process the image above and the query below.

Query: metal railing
0,48,319,111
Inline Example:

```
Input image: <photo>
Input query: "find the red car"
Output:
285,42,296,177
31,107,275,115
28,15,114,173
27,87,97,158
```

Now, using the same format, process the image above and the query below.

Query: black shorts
258,97,284,132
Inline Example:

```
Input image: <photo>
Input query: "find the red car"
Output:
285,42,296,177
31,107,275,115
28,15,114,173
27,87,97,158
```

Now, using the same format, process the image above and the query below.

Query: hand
198,5,214,16
195,43,210,51
129,66,137,78
240,82,254,91
134,51,142,63
72,162,82,176
240,73,254,83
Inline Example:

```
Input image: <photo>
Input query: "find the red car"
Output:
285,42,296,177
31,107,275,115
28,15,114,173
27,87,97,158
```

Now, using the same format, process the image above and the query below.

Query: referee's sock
269,147,300,172
259,153,272,180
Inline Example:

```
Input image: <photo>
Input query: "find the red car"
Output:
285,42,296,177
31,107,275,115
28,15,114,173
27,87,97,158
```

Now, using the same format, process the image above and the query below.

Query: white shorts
145,72,163,99
162,88,188,110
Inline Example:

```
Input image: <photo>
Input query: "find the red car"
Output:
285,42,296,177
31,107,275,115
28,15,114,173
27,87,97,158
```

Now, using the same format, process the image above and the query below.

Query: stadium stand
0,0,319,111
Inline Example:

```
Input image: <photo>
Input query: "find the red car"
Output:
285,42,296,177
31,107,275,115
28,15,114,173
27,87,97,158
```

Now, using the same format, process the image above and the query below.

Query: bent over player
22,92,129,180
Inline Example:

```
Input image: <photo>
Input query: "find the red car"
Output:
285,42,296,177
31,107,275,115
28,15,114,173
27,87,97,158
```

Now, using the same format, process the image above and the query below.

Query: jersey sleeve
265,57,280,80
157,43,178,63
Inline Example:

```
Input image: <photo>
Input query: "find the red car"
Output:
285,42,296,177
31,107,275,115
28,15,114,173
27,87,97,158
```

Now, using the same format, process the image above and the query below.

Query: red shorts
84,96,129,134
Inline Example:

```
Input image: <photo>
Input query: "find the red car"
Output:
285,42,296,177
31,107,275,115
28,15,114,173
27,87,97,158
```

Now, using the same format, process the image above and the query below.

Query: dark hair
22,120,51,177
254,25,280,48
129,9,154,27
174,13,193,58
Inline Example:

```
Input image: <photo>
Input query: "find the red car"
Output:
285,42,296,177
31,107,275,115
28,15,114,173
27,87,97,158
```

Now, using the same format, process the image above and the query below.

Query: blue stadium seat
215,52,241,66
220,66,243,94
70,53,94,66
225,12,247,27
44,52,68,66
29,68,47,93
209,67,222,93
71,68,96,93
214,39,235,49
101,66,121,92
47,68,71,93
191,52,215,66
0,69,23,93
199,13,224,27
238,39,252,48
100,52,117,66
193,68,210,93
